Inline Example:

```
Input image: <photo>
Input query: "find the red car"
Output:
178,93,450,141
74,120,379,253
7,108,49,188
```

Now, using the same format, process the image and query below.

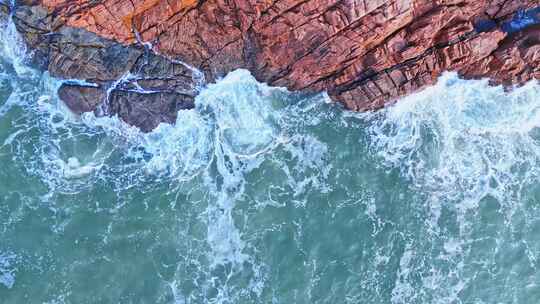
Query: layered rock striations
5,0,540,130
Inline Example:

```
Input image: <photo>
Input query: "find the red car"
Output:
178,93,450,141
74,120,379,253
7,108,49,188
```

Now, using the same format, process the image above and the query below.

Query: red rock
11,0,540,129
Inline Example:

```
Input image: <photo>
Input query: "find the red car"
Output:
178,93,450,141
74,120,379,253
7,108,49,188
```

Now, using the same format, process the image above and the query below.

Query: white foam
369,72,540,208
0,8,32,77
369,72,540,303
77,69,281,301
0,252,17,289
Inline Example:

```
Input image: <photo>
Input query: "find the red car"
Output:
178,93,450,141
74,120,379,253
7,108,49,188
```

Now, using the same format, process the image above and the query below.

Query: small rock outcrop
5,0,540,130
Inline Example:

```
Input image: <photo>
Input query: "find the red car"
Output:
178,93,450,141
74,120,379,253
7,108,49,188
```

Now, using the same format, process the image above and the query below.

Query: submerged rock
9,0,540,131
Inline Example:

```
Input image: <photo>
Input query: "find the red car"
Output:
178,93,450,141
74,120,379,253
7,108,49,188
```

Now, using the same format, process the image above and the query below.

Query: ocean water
2,11,540,304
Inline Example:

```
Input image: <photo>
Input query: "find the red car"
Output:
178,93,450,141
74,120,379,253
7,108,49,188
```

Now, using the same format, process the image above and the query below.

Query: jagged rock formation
5,0,540,130
6,2,200,131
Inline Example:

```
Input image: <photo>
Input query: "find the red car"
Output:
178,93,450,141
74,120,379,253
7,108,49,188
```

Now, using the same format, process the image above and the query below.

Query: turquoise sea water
2,11,540,304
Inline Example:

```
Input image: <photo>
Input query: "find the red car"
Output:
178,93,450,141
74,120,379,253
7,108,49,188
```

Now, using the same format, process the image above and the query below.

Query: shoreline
3,0,540,131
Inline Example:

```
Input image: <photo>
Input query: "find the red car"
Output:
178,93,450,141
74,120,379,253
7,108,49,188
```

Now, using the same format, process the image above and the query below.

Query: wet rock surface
10,2,199,131
8,0,540,130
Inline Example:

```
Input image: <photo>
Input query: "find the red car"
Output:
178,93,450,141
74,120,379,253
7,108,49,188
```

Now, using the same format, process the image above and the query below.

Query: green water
2,12,540,304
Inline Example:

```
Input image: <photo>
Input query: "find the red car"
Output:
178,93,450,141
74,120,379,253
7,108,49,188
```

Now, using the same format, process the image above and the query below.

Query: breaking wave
367,74,540,303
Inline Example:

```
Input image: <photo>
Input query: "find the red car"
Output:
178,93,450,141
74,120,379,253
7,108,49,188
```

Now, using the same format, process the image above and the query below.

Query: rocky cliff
4,0,540,131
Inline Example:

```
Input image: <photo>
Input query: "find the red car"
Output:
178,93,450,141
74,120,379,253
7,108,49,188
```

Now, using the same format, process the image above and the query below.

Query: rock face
8,2,200,131
7,0,540,130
